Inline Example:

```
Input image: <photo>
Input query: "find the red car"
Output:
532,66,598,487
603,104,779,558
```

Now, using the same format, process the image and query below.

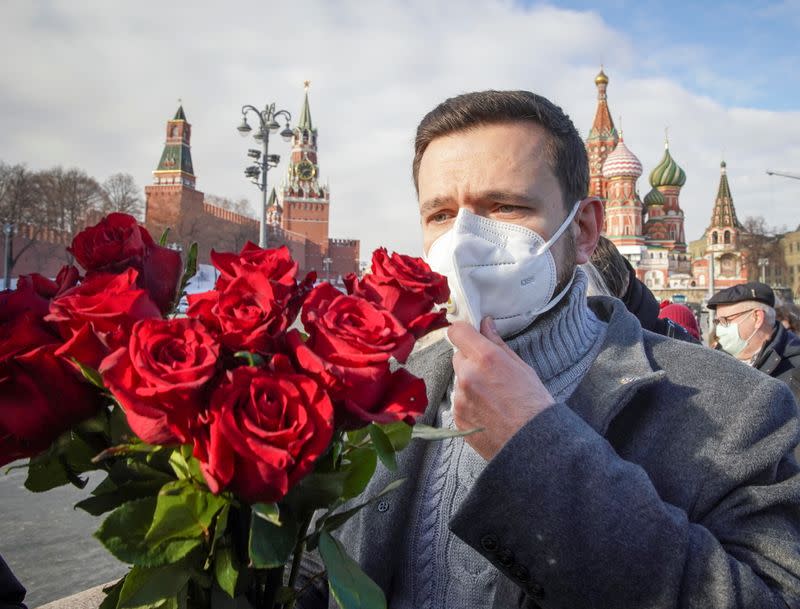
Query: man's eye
496,205,518,214
430,212,452,224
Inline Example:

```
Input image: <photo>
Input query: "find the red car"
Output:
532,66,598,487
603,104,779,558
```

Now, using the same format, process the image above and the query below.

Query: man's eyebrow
419,197,452,216
419,191,545,217
476,190,543,206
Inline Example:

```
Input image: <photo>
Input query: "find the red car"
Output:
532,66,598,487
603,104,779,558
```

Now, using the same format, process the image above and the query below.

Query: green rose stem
282,514,314,609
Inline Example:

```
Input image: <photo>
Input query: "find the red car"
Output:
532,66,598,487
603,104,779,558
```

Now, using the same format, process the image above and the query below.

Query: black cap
707,282,775,310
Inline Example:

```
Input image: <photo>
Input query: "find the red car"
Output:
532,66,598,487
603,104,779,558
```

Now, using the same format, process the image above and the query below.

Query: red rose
0,345,103,467
290,283,426,426
69,213,182,313
345,248,449,338
47,269,161,368
194,362,334,504
101,318,220,445
0,266,80,364
210,243,298,291
188,245,313,354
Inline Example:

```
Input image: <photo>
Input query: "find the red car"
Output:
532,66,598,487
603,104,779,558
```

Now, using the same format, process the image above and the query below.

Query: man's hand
448,317,556,460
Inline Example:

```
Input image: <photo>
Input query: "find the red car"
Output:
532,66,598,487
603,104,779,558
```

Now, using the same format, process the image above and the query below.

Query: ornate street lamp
3,222,13,290
237,103,293,248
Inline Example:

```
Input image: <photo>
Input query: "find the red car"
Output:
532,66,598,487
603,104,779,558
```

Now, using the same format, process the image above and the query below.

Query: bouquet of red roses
0,213,456,609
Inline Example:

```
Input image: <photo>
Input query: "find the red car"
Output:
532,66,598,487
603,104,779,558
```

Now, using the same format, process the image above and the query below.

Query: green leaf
411,423,482,441
321,479,405,535
368,424,396,472
98,578,125,609
70,358,106,389
92,443,166,464
76,479,165,516
168,450,191,480
340,448,377,500
345,428,369,446
145,480,228,548
319,532,386,609
25,432,98,492
117,562,191,609
283,470,348,513
249,507,299,569
233,351,266,367
95,496,161,566
252,503,281,526
109,405,135,445
378,422,412,452
159,227,171,247
178,242,199,295
213,545,239,599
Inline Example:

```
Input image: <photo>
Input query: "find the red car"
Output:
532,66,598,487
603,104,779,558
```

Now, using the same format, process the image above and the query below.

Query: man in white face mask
297,91,800,609
708,282,800,404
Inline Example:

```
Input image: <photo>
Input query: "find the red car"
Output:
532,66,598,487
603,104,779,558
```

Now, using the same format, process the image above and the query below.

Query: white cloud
0,0,797,261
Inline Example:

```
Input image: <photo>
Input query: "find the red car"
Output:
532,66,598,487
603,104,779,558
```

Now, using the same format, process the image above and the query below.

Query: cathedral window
711,232,718,245
724,230,731,244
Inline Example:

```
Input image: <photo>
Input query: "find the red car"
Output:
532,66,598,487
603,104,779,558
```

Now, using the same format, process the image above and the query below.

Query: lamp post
758,258,770,284
237,103,294,248
3,222,13,290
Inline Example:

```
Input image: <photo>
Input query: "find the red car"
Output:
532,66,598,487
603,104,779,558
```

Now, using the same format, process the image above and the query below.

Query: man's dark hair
413,90,589,209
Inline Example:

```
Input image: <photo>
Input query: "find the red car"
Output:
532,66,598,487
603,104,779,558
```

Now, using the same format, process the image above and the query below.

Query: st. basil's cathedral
587,68,747,301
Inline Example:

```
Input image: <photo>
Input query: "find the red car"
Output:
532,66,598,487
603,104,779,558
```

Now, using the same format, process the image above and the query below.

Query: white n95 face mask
425,201,581,338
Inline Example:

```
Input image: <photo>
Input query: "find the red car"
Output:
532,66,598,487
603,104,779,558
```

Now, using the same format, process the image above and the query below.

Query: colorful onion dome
649,143,686,188
595,67,609,86
643,186,665,206
602,137,642,179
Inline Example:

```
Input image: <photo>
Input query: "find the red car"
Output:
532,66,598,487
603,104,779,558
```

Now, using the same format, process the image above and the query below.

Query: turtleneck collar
505,268,606,396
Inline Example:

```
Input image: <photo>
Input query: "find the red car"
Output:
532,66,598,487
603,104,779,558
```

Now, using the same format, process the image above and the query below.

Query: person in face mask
296,91,800,609
707,282,800,403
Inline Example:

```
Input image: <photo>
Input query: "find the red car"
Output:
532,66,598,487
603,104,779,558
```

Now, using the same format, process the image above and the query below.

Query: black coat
753,323,800,402
621,261,698,344
0,555,26,609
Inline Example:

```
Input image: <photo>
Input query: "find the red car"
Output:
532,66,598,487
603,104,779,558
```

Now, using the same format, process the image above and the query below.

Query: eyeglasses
713,309,755,328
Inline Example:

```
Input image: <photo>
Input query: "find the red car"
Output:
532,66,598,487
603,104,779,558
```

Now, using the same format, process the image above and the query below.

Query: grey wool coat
298,296,800,609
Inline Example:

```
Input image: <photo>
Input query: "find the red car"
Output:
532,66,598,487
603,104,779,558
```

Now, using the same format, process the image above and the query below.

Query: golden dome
595,67,609,85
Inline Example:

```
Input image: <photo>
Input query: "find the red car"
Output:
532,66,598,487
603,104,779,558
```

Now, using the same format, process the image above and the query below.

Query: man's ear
574,197,604,265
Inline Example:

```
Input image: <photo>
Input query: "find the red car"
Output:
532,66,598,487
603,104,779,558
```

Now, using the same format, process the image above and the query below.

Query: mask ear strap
531,268,576,319
535,200,582,256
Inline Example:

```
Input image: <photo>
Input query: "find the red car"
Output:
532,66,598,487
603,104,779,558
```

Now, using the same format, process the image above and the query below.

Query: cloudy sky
2,0,799,260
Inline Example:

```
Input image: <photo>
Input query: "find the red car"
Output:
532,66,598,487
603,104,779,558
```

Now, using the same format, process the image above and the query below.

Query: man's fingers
447,321,488,359
480,316,519,359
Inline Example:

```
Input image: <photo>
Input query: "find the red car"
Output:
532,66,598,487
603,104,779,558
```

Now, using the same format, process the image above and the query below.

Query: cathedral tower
144,105,205,245
280,82,330,252
645,139,687,252
586,67,619,202
602,134,645,258
706,161,742,251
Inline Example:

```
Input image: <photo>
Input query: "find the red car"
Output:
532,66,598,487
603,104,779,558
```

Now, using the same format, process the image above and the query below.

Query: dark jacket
622,260,698,343
299,296,800,608
0,555,26,609
754,322,800,402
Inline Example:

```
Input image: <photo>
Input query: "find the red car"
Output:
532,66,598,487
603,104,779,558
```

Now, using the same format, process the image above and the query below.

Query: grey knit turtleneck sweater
392,269,607,608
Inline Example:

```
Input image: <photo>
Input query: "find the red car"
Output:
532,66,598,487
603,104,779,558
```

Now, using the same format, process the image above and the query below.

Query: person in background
775,297,800,334
708,282,800,403
0,555,26,609
658,302,701,342
590,236,697,343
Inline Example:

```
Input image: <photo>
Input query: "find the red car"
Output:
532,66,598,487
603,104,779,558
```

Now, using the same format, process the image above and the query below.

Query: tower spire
587,66,619,201
299,80,313,131
153,104,195,188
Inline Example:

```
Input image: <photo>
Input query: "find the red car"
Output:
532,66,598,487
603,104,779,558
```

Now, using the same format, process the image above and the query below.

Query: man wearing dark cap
708,281,800,401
